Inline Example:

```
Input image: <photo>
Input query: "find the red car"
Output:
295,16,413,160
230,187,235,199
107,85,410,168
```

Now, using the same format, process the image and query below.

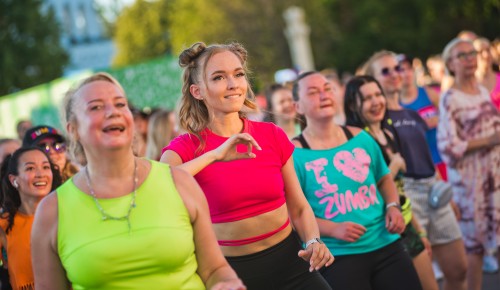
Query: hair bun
230,42,248,63
179,42,207,68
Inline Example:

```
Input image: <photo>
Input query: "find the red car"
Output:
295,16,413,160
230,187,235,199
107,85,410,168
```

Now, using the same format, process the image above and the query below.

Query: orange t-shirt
0,213,35,290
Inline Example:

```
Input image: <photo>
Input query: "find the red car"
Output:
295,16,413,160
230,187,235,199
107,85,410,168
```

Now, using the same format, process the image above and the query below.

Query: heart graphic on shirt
333,148,371,183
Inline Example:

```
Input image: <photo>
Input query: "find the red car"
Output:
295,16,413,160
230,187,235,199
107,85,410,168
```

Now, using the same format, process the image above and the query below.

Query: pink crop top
164,119,294,223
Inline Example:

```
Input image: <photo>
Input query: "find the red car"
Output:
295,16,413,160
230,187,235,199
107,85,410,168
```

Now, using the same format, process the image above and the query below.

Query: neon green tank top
57,161,204,290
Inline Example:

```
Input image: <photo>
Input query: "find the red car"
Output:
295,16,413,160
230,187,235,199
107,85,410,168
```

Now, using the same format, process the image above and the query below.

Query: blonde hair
442,38,473,76
145,110,175,160
62,72,126,165
178,42,257,149
363,50,398,77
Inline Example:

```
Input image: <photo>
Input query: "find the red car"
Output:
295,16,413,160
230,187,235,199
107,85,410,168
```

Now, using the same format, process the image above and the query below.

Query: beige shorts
402,176,462,246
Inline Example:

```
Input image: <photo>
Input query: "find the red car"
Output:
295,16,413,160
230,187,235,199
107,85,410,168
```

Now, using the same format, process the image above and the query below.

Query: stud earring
364,126,370,132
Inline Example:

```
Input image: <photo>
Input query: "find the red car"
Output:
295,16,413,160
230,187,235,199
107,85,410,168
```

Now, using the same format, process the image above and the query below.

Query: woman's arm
32,193,71,290
281,158,334,271
465,133,500,153
316,218,366,243
387,152,406,179
161,133,261,176
410,216,432,257
377,174,405,234
172,167,245,290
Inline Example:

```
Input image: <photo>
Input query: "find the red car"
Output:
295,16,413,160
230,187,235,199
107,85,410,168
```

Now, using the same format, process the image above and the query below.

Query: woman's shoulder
33,191,59,227
245,119,278,132
0,216,8,231
344,126,363,136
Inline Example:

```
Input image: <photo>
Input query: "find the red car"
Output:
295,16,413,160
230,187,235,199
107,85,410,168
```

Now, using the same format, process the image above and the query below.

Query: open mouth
319,103,333,109
33,181,48,188
103,125,125,133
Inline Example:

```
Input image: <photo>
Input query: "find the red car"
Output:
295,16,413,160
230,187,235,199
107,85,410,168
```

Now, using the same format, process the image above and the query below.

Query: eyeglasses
37,142,66,154
380,65,403,77
454,50,477,61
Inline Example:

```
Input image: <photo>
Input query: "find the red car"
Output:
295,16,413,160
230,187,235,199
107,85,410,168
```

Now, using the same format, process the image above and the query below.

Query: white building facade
43,0,115,73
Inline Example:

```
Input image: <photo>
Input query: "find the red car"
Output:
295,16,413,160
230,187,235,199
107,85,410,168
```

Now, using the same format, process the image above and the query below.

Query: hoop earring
13,180,18,188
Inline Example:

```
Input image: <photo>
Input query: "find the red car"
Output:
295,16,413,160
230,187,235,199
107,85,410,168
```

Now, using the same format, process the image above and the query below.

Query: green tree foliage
113,0,173,66
323,0,500,72
0,0,68,96
113,0,499,85
168,0,335,89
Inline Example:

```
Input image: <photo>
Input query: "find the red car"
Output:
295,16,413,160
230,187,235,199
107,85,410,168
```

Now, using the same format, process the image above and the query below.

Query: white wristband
305,238,323,248
386,202,401,210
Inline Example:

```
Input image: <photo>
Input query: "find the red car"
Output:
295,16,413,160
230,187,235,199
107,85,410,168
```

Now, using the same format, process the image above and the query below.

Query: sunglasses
37,142,66,154
454,50,478,61
380,65,403,77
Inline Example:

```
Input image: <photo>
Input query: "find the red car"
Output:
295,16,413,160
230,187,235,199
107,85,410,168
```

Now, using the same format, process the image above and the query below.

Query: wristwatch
386,202,402,211
305,238,324,248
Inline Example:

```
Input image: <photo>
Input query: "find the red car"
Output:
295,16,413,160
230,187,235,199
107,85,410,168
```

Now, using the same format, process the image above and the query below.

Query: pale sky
94,0,136,21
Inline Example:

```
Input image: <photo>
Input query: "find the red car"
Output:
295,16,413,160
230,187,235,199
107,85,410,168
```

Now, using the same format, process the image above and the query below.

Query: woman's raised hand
213,133,262,162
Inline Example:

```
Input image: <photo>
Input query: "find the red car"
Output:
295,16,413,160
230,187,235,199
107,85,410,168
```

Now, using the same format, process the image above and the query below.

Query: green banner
0,55,182,138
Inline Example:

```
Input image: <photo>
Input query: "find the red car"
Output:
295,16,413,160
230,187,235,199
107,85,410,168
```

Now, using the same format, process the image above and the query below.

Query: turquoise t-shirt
293,130,399,256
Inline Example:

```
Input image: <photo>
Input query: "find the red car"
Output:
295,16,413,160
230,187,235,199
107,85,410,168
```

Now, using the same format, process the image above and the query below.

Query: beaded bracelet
418,231,427,238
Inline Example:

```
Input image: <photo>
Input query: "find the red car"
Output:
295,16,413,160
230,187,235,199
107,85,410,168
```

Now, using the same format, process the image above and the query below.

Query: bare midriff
213,203,293,256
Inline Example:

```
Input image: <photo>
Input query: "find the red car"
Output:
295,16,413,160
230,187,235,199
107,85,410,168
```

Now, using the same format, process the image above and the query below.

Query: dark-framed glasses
37,142,66,154
381,65,403,77
455,50,478,61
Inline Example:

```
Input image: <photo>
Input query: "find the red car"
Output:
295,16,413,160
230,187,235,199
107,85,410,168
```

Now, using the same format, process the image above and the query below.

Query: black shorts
320,240,422,290
401,222,426,258
226,231,331,290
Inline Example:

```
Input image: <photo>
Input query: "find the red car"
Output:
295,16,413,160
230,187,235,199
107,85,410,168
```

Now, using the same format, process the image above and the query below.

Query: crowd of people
0,29,498,290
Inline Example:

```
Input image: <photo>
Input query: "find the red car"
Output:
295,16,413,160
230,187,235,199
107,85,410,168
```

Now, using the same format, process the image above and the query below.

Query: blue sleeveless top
400,87,443,165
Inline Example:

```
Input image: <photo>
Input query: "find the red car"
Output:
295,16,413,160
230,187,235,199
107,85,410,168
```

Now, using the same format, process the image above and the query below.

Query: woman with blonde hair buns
161,42,333,289
31,72,245,290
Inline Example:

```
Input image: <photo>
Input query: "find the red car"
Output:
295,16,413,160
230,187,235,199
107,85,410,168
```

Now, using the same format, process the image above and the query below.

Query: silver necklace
84,159,138,230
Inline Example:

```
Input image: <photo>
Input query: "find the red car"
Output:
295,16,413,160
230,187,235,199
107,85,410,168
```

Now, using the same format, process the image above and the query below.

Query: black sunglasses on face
381,65,403,77
37,142,66,154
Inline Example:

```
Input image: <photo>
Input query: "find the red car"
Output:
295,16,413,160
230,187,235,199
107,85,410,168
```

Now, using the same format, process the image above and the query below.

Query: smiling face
37,137,67,173
71,80,134,154
271,88,296,121
447,42,478,79
10,150,53,199
191,50,248,118
372,55,402,95
359,82,387,125
295,73,336,121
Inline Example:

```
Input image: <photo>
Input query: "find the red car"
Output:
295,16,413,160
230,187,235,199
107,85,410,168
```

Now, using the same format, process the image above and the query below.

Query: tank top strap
292,134,310,149
340,126,353,140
